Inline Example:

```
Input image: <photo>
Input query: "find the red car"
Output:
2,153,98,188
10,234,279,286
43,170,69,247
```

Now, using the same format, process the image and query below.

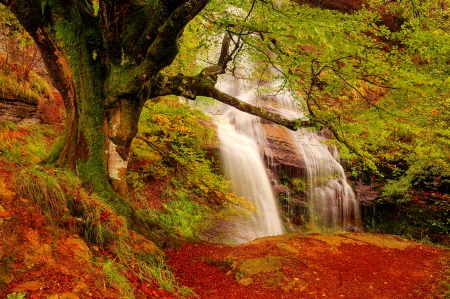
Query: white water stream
206,76,284,243
290,129,361,230
204,72,361,243
215,116,284,242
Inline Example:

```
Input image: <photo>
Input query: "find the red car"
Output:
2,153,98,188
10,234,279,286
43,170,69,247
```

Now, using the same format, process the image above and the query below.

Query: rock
261,123,306,177
128,230,164,258
354,182,379,203
276,242,300,254
0,97,41,125
21,230,54,270
64,236,92,263
238,277,253,286
12,281,45,292
237,255,282,276
272,185,290,197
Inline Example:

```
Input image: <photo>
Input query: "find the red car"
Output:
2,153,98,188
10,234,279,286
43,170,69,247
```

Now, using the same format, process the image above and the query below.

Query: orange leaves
0,127,29,144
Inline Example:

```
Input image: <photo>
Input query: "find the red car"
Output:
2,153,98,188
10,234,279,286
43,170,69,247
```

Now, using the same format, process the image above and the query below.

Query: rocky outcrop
261,123,306,177
0,96,41,124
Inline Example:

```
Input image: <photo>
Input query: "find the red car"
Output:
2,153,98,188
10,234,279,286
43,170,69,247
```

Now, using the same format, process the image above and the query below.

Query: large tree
0,0,310,211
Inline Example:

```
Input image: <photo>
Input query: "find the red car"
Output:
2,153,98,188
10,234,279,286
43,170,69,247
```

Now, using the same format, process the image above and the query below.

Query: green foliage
101,259,135,299
130,96,254,239
134,96,248,202
192,0,450,240
364,195,450,244
6,292,26,299
155,198,205,238
195,0,450,183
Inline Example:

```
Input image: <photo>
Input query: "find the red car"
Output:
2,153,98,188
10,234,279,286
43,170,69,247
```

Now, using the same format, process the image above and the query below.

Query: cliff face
261,123,306,177
0,96,41,125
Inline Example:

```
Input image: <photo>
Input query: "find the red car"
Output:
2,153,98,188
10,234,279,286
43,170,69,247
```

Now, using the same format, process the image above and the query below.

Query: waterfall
215,116,284,242
207,76,284,244
290,129,361,231
270,89,361,231
201,71,361,243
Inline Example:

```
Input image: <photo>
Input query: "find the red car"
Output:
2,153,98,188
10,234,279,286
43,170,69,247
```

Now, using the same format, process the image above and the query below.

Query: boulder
237,255,282,276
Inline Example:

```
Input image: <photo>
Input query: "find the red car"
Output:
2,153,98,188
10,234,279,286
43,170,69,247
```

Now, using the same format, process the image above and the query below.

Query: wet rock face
261,123,306,177
0,96,41,125
259,123,311,227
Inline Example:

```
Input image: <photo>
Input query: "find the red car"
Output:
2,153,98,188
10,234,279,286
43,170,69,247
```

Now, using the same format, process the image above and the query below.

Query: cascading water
207,76,284,244
203,70,361,243
215,116,284,242
269,89,361,231
289,129,361,230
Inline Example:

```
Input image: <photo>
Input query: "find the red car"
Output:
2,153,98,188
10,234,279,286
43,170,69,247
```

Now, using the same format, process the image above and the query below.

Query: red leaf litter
165,234,450,299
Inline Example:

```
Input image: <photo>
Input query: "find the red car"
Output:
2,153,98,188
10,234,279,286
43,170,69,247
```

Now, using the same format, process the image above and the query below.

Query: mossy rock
236,255,282,276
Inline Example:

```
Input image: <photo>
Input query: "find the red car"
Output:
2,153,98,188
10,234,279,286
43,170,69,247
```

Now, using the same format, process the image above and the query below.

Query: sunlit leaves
157,0,450,235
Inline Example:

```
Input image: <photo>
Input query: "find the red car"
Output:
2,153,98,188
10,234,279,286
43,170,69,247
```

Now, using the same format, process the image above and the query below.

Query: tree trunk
105,97,144,197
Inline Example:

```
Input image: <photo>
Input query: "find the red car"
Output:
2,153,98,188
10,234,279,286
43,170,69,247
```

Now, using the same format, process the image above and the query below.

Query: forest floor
166,233,450,299
1,163,450,299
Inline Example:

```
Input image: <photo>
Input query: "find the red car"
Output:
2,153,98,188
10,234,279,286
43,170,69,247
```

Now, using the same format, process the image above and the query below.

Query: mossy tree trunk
0,0,311,211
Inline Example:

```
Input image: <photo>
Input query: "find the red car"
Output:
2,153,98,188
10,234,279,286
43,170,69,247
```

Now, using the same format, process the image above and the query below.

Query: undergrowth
130,96,254,241
0,56,53,104
0,122,59,166
0,95,251,297
0,123,193,297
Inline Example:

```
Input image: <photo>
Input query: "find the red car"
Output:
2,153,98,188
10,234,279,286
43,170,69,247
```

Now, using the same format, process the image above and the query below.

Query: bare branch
217,34,232,67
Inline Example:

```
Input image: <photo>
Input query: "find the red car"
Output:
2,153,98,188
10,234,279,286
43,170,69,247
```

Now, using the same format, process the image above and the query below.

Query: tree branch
148,72,313,131
141,0,210,75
